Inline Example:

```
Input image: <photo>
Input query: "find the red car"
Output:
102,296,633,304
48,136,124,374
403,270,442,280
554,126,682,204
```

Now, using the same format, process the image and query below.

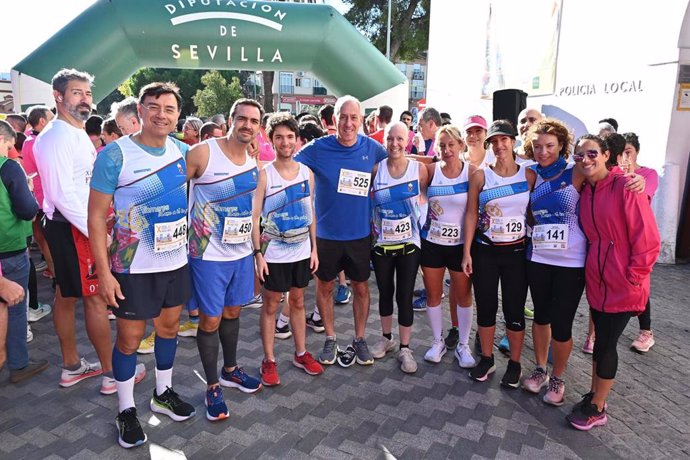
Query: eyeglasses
143,104,178,116
573,150,600,162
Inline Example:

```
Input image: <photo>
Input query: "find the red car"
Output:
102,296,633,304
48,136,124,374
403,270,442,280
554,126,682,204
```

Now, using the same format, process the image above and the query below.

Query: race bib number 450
154,217,187,253
223,216,252,244
489,216,525,243
338,169,370,197
532,224,569,250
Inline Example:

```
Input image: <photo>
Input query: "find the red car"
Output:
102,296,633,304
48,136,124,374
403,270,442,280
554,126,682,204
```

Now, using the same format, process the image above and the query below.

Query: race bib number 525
338,169,370,197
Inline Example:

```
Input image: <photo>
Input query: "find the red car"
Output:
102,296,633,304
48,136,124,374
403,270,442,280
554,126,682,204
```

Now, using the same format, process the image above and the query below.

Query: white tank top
421,162,469,246
372,159,422,248
261,162,312,263
188,138,258,262
527,163,586,267
111,136,188,274
477,164,530,245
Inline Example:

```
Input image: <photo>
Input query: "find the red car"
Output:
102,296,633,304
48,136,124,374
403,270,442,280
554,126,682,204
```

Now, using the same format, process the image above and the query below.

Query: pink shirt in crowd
21,134,44,209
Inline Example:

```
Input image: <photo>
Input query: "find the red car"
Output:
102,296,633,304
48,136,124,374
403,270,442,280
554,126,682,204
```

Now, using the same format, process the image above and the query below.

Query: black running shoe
469,355,495,382
445,328,459,350
336,345,356,368
150,387,196,421
500,360,522,389
116,407,147,449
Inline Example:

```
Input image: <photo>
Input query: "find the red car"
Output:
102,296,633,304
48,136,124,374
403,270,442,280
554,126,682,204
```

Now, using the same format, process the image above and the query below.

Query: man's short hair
85,115,103,136
6,114,27,133
0,120,17,142
26,106,51,129
334,95,362,119
184,116,203,132
377,105,393,124
229,98,264,121
102,118,123,137
298,121,325,143
419,107,442,127
318,104,334,127
110,97,139,121
51,68,94,95
266,112,299,141
400,110,413,121
138,82,182,109
211,114,227,125
200,122,221,139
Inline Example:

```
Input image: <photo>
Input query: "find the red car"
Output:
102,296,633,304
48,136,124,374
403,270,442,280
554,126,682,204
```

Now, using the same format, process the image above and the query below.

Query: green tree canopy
344,0,429,61
193,71,244,118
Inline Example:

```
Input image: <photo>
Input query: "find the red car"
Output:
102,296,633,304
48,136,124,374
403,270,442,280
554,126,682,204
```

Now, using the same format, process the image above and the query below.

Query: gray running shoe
352,338,374,365
318,337,338,365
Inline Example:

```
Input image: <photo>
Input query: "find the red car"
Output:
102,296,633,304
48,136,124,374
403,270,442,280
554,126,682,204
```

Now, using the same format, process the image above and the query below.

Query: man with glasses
89,82,195,448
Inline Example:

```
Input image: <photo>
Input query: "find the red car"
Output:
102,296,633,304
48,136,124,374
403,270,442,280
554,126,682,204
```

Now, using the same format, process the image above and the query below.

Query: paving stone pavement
1,255,688,459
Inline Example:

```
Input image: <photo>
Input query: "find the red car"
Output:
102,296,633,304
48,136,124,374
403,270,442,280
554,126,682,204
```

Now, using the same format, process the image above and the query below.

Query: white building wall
427,0,689,263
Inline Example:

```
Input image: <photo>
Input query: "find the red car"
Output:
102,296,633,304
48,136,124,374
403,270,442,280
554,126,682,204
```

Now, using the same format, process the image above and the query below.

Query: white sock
116,376,136,413
277,313,290,328
426,304,443,341
312,305,321,321
457,305,473,346
155,367,173,396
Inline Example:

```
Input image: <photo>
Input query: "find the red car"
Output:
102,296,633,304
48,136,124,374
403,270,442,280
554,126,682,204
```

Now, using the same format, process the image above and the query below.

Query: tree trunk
390,0,420,60
262,71,275,112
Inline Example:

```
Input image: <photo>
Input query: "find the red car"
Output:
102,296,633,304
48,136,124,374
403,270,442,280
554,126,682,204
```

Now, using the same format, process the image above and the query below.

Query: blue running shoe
334,285,351,304
498,335,510,355
219,366,262,393
413,288,427,297
205,386,229,421
444,278,451,288
413,296,427,312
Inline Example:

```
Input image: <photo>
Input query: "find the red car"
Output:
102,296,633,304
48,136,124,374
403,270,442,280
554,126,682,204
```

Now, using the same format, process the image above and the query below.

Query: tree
193,70,244,118
344,0,430,61
262,71,275,112
118,68,246,117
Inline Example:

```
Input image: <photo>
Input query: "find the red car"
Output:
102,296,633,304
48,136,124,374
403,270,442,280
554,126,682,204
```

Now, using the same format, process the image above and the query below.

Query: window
279,72,294,94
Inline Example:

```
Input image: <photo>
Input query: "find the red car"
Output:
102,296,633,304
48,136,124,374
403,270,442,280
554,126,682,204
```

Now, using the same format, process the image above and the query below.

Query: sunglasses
573,150,600,162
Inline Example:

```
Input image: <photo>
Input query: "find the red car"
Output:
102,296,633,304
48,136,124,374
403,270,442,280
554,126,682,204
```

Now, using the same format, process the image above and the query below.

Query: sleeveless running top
477,164,530,246
527,163,586,267
261,162,312,263
111,136,187,274
188,138,258,262
421,162,469,246
372,159,422,248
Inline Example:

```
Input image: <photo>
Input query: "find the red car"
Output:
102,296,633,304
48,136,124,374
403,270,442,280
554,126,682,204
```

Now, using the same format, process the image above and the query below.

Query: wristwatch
253,249,262,257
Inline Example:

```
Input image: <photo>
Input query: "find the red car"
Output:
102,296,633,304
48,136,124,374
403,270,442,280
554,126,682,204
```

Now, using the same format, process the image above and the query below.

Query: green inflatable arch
13,0,405,103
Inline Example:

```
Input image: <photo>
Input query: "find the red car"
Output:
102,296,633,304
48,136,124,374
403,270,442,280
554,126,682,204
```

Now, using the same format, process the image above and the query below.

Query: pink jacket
579,172,660,314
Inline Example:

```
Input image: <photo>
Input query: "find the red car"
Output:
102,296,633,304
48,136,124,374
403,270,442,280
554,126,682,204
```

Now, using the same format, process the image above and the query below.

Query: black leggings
527,261,585,342
372,246,420,328
591,309,633,380
28,257,38,309
472,243,527,332
638,298,651,330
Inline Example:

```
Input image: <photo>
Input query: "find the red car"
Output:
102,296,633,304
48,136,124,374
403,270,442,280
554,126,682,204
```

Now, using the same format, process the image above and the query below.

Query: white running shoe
370,336,398,359
28,303,52,322
26,324,33,343
100,363,147,395
59,358,103,387
424,339,447,363
454,345,476,368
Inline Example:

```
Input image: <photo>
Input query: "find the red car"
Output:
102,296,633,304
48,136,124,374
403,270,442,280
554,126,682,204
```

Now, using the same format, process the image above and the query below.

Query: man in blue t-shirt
294,95,387,367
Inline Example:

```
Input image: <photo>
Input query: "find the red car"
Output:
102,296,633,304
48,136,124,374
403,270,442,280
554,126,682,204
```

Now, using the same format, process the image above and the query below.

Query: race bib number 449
154,217,187,253
223,216,252,244
338,169,370,197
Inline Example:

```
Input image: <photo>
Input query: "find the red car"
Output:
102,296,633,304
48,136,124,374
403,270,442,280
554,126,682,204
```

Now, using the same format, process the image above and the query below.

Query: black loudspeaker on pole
493,89,527,128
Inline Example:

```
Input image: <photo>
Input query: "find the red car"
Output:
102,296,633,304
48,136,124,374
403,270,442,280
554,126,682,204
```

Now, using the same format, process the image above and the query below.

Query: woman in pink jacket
567,134,660,431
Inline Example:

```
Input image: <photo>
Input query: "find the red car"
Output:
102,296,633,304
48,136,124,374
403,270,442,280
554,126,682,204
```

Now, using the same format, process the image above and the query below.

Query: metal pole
386,0,392,60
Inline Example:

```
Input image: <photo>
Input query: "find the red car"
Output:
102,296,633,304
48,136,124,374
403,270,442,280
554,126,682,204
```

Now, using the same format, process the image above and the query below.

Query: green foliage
193,70,244,118
118,68,245,117
344,0,429,61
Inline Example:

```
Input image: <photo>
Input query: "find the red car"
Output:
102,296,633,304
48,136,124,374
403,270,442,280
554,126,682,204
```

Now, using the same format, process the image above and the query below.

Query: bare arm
308,167,319,274
462,166,484,276
88,189,123,307
186,142,210,181
251,168,268,281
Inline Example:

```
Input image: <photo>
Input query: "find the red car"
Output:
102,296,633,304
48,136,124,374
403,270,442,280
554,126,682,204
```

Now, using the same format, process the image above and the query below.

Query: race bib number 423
382,216,412,242
154,217,187,253
338,169,370,197
223,216,252,244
